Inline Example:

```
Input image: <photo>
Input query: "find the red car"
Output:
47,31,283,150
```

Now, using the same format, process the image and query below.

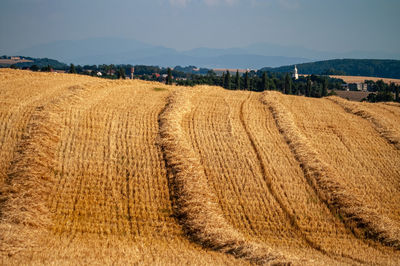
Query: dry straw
0,87,84,256
262,91,400,250
158,90,291,265
328,96,400,150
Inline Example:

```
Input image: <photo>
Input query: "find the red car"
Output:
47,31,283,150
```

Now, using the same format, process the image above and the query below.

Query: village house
342,82,368,92
349,83,368,91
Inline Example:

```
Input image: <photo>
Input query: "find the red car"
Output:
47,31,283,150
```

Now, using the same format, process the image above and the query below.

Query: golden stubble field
0,69,399,265
329,75,400,85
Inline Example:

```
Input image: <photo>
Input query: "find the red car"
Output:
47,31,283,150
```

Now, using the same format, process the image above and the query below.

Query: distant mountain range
15,37,400,69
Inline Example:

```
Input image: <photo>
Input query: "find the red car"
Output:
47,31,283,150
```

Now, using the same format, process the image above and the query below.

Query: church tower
292,65,299,80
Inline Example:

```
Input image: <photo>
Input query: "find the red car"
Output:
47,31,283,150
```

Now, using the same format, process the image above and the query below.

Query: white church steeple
292,65,299,80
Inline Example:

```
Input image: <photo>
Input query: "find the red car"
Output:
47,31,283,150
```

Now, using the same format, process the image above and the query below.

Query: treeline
362,80,399,102
3,56,67,69
65,64,190,80
261,59,400,79
177,70,343,98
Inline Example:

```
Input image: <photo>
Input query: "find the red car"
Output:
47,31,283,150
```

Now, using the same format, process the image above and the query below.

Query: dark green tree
284,73,292,94
69,63,77,74
235,70,240,90
251,77,256,91
224,71,231,90
262,72,269,91
376,80,386,92
118,67,126,79
166,67,173,85
306,78,312,97
321,77,328,97
396,85,399,102
110,64,115,76
311,83,322,98
293,83,299,95
41,65,52,72
30,65,39,72
270,77,277,90
244,71,249,90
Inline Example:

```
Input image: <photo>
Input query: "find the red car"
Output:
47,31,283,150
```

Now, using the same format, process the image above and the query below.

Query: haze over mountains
16,37,400,69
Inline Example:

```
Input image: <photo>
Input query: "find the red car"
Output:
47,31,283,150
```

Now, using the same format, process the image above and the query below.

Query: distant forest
0,55,67,69
262,59,400,79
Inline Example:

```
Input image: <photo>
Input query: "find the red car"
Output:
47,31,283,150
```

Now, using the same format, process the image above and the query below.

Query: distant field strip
158,89,289,265
263,91,400,250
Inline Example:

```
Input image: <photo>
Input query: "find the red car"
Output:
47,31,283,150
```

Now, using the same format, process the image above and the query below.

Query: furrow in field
184,88,364,264
0,83,87,257
290,96,400,222
0,71,95,186
186,90,294,243
377,103,400,117
240,93,370,264
244,92,398,264
158,89,290,265
47,81,242,264
263,91,400,250
329,96,400,150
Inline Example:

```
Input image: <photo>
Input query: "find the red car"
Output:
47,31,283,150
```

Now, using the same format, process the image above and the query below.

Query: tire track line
263,92,400,251
243,92,371,264
158,89,292,265
0,84,87,256
328,97,400,150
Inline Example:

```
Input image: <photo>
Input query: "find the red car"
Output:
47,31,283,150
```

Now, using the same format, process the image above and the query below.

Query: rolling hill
0,69,399,265
261,59,400,79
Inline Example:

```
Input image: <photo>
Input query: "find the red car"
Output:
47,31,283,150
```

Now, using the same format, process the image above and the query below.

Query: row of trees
24,64,53,72
68,64,127,79
363,80,400,102
176,70,334,98
221,70,330,97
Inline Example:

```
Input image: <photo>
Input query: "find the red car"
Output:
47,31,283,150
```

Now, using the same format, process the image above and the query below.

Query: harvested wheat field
0,69,399,265
329,75,400,85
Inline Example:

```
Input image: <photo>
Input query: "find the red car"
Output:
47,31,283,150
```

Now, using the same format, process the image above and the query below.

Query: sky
1,0,399,55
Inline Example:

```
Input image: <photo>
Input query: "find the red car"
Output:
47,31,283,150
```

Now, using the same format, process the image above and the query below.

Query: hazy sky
1,0,399,54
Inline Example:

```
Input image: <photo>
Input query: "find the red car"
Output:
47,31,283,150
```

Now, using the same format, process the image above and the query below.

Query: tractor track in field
239,92,367,265
49,83,113,236
328,97,400,150
158,90,292,265
263,92,400,251
0,85,87,256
